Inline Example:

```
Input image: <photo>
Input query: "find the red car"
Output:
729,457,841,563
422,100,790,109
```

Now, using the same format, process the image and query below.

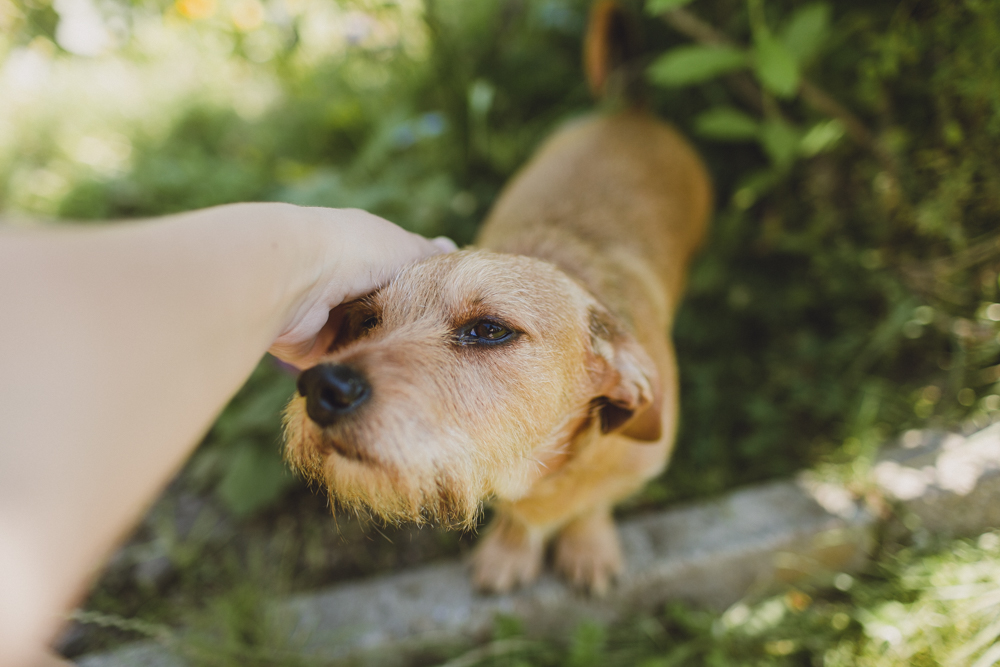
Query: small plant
648,0,865,210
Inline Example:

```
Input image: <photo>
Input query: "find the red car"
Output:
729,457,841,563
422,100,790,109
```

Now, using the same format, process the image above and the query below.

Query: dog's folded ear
588,307,662,442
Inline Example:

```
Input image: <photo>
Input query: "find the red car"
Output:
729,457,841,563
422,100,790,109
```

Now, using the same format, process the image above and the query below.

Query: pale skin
0,203,453,667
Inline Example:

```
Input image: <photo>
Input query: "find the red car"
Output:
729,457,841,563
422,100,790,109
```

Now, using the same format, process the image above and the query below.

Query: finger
430,236,458,253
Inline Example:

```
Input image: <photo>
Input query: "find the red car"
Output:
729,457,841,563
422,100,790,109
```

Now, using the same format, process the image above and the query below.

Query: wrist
266,203,342,340
260,204,350,360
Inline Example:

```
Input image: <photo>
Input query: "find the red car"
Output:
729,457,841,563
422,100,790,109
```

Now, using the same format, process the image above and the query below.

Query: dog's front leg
553,505,622,597
470,507,548,594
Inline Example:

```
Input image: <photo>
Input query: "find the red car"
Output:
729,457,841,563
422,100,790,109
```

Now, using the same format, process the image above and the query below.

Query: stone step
76,423,1000,666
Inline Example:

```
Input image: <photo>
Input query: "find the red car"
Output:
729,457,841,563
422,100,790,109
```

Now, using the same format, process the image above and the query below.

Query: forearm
0,203,330,662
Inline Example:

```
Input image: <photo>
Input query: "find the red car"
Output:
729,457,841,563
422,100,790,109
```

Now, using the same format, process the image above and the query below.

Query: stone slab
874,423,1000,536
275,478,874,663
76,425,1000,666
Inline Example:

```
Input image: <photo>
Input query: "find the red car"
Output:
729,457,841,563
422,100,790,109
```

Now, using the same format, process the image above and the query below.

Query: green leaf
567,621,606,667
648,46,748,88
468,79,495,117
781,3,831,65
759,119,802,169
645,0,696,13
753,34,800,98
800,119,845,156
732,168,781,209
694,107,760,140
217,443,295,516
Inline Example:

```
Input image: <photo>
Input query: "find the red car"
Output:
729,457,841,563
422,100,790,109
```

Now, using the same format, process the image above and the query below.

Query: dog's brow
449,300,527,333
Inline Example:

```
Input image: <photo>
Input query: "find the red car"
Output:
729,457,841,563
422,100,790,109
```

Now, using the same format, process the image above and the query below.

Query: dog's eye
361,315,379,332
457,320,515,345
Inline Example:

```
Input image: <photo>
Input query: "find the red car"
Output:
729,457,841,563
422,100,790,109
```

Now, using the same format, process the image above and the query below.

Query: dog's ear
588,307,662,442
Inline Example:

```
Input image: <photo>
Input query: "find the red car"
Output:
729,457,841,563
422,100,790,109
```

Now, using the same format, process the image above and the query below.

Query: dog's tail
584,0,645,104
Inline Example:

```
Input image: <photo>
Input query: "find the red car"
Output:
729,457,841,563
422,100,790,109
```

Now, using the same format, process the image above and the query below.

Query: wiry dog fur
284,3,712,594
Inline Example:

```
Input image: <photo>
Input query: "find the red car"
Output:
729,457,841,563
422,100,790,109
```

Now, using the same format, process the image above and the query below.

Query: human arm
0,203,450,666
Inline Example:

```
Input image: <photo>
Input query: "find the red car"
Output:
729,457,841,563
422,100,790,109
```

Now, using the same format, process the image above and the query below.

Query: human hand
268,208,456,368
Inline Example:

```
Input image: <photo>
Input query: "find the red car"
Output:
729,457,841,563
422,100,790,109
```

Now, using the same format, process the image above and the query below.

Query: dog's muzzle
297,363,371,427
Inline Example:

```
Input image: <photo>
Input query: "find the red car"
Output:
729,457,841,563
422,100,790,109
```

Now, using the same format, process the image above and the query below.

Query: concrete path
77,423,1000,666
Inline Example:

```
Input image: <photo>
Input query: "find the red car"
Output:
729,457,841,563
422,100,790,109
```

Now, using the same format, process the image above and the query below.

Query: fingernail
431,236,458,252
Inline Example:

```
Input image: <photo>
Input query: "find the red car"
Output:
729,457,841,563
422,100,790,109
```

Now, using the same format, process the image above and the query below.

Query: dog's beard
318,460,484,529
282,402,487,529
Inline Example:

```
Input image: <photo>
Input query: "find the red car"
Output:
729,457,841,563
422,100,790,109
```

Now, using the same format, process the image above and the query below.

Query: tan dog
283,2,712,595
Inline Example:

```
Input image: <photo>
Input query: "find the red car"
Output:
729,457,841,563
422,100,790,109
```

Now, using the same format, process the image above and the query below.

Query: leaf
759,119,802,169
647,46,748,88
468,79,495,117
694,107,760,140
645,0,696,13
732,168,781,209
800,119,845,156
567,621,606,667
752,34,800,98
217,442,295,517
781,3,831,65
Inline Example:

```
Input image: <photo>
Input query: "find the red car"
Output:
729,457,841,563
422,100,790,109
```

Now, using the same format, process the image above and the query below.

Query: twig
660,8,765,114
797,81,875,148
70,609,175,645
898,233,1000,305
436,638,538,667
798,80,900,176
933,233,1000,274
661,5,728,46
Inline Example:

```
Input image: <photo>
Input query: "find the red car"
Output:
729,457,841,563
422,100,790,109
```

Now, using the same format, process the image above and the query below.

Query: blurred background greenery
3,0,1000,662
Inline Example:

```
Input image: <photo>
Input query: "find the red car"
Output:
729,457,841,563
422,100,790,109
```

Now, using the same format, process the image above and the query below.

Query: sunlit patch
176,0,216,21
54,0,113,56
230,0,264,32
72,134,132,175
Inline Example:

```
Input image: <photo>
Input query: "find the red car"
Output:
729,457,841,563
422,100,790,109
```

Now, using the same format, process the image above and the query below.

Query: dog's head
283,249,660,527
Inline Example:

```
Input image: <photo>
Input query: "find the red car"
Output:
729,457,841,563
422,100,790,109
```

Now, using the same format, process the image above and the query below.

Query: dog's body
284,6,711,594
469,110,711,592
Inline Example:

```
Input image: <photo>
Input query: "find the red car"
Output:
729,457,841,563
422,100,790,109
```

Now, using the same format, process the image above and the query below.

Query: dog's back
478,1,711,335
477,110,711,332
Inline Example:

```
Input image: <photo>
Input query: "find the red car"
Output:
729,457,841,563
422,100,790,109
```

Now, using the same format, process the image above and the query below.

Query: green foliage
633,0,1000,504
799,119,845,157
646,1,833,173
694,107,760,140
178,582,313,667
645,0,697,15
779,3,831,64
216,441,293,518
566,621,607,667
647,45,747,87
189,361,298,517
751,32,799,98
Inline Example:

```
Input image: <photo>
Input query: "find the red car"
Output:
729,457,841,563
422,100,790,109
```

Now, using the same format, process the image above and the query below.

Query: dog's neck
481,229,676,339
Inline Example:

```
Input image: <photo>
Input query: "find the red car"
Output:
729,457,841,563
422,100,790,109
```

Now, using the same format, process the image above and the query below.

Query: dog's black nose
297,363,371,426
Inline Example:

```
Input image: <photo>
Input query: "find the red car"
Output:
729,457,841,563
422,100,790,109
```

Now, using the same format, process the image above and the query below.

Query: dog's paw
554,509,623,597
470,516,545,594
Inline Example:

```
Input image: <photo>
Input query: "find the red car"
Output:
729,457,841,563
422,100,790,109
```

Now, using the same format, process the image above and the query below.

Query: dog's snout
297,363,371,426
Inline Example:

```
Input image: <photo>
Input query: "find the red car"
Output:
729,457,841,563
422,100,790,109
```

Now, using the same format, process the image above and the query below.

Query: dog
283,1,712,595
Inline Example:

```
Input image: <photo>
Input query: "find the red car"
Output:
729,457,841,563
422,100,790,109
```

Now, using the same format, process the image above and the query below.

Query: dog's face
283,250,659,527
